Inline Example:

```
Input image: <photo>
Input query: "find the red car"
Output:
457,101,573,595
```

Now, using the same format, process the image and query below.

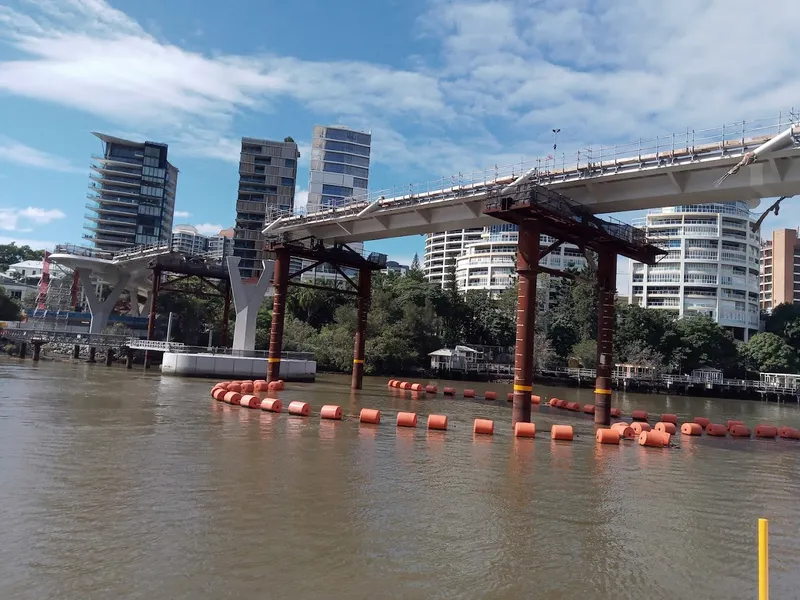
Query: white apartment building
171,225,234,260
628,202,761,341
423,228,486,286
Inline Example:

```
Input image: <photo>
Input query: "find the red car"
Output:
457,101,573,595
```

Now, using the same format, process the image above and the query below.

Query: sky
1,0,800,295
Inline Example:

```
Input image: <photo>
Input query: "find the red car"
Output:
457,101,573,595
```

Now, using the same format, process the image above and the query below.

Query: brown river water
2,360,800,599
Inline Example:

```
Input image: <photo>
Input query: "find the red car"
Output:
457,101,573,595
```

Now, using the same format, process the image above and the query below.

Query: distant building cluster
171,225,233,261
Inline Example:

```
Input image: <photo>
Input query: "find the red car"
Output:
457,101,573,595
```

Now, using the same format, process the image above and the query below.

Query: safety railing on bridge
269,109,800,228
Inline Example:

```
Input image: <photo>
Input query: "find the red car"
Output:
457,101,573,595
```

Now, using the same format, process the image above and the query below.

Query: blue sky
1,0,800,292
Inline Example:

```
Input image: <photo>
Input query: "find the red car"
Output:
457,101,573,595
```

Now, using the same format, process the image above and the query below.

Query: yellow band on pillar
268,357,281,363
353,359,364,364
513,384,532,392
594,388,612,394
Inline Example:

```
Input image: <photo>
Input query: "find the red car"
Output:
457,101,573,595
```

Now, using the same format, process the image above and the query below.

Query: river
1,360,799,599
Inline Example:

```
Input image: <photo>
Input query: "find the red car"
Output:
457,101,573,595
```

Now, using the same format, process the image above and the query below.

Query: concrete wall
161,352,316,381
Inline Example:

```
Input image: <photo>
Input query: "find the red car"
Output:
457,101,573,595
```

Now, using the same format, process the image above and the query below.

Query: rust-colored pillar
220,280,231,347
351,268,372,390
594,250,617,426
32,341,42,361
267,248,290,383
145,267,161,368
512,223,540,425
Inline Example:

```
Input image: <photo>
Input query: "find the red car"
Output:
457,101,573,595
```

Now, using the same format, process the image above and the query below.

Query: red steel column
594,250,617,426
220,280,231,347
512,223,540,425
267,248,290,383
351,268,372,390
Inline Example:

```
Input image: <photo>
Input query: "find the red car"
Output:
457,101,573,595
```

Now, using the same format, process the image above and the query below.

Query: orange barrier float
566,402,581,412
551,425,574,441
396,412,418,428
260,398,282,413
631,422,651,435
693,417,711,428
706,423,727,437
443,387,456,396
610,407,622,418
730,424,751,438
254,380,269,392
240,395,261,409
427,414,448,430
463,389,475,398
227,382,242,393
484,391,497,401
654,422,677,435
779,427,800,440
660,413,678,425
360,408,381,424
387,379,396,387
400,382,411,390
425,385,438,394
240,382,255,394
596,428,620,445
507,392,513,402
755,425,778,439
268,381,284,392
583,404,595,414
223,391,242,405
514,422,536,438
410,383,424,392
681,422,703,436
611,422,635,439
473,419,494,435
548,398,559,407
532,395,541,405
212,388,227,400
726,420,744,431
639,430,669,447
631,410,649,422
288,401,310,417
320,405,342,420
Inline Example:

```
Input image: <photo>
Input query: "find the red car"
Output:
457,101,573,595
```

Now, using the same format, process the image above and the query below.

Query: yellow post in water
759,518,769,600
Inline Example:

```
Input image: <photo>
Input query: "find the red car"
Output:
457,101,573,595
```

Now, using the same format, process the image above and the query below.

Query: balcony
84,212,137,226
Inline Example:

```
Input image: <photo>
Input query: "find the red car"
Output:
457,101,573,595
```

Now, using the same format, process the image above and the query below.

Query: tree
614,303,679,369
410,253,421,272
740,332,798,374
570,339,597,368
0,286,22,320
673,315,739,373
284,136,295,143
0,243,45,272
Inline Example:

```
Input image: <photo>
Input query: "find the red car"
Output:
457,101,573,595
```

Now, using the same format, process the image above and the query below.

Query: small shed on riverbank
429,345,479,370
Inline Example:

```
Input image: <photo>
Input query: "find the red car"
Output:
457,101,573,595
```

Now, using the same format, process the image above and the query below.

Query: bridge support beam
19,342,27,359
79,270,130,335
512,223,540,426
72,344,80,360
594,250,617,426
267,250,290,383
126,347,134,369
226,257,274,352
32,340,43,361
220,280,231,347
105,348,114,366
351,269,372,390
88,347,97,363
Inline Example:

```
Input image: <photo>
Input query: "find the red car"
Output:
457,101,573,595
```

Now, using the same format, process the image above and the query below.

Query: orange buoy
531,395,541,405
463,389,475,398
410,383,424,392
288,401,310,417
254,380,269,392
473,418,494,435
596,428,620,445
681,422,703,436
631,422,651,435
396,412,418,428
557,399,569,409
260,398,282,413
779,427,800,440
654,422,677,435
241,382,255,394
693,417,711,428
223,391,242,405
611,422,635,438
726,420,744,431
240,395,261,409
387,379,395,387
583,404,595,414
549,398,560,407
443,387,456,396
660,413,678,425
507,392,514,402
566,402,581,412
212,388,227,400
551,425,574,441
427,414,448,430
639,430,669,447
610,407,621,417
631,410,649,422
755,424,778,439
400,381,411,390
729,424,751,438
360,408,380,424
706,423,727,437
425,385,438,394
484,391,497,401
267,381,282,392
227,383,242,393
320,405,342,420
514,422,536,438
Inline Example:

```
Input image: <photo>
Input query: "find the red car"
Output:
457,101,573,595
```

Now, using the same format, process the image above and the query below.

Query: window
324,140,371,157
281,177,294,187
284,158,295,168
140,185,164,198
324,128,371,146
143,157,160,167
321,162,369,178
352,177,368,189
323,151,370,168
322,184,353,197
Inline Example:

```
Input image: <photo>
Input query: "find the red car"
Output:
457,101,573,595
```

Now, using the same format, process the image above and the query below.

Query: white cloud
0,206,66,230
193,223,224,235
174,210,191,218
0,137,81,173
294,188,309,214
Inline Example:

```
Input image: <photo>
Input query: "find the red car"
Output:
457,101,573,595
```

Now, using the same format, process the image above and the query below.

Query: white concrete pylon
78,270,130,334
226,257,274,351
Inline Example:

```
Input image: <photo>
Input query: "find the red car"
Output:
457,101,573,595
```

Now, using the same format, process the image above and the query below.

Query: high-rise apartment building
234,137,299,278
85,133,178,252
171,224,209,255
307,125,371,213
760,228,800,311
208,227,234,262
629,202,761,340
